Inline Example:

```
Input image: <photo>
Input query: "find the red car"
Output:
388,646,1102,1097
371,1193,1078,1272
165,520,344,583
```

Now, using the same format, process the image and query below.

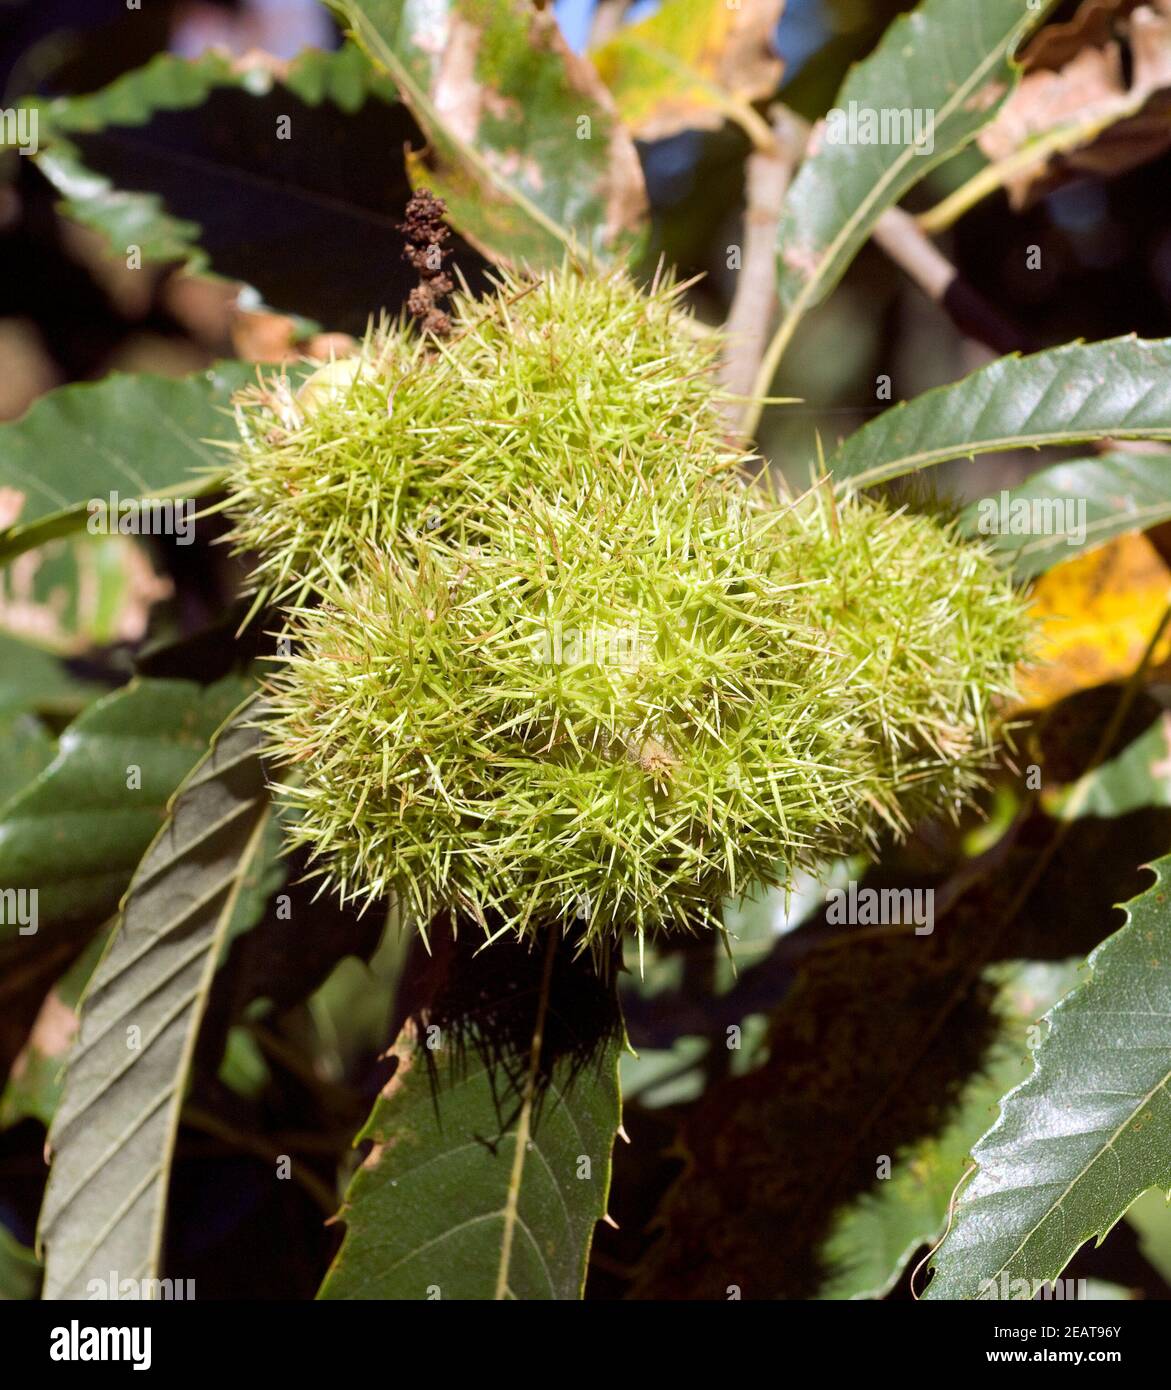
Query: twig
918,146,1050,236
494,924,559,1300
870,205,955,303
871,205,1032,356
719,107,807,435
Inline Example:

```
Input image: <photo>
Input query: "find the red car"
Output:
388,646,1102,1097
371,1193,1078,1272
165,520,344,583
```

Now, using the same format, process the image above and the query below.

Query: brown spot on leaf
781,242,820,279
400,0,647,267
378,1024,419,1102
230,49,293,83
357,1028,422,1172
482,87,521,123
965,79,1008,112
360,1141,387,1171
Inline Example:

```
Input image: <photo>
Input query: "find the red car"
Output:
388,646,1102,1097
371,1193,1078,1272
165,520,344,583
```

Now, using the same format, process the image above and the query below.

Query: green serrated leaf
763,0,1056,385
217,810,287,960
828,338,1171,492
38,700,272,1299
39,45,392,134
0,675,249,942
27,46,397,270
3,806,285,1131
4,712,58,800
818,960,1080,1300
319,954,623,1301
927,854,1171,1299
0,362,254,565
959,452,1171,580
331,0,648,269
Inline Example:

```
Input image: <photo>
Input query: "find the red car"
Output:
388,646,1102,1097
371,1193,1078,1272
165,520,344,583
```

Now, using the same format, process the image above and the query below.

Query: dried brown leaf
980,0,1171,206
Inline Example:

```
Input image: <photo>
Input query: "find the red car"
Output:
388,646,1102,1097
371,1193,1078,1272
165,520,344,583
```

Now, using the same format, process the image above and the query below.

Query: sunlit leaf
591,0,783,146
332,0,648,269
927,854,1171,1299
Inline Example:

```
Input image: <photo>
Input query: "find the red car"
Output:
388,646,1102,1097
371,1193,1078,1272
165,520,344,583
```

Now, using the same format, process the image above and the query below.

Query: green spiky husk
224,266,749,601
226,265,1031,955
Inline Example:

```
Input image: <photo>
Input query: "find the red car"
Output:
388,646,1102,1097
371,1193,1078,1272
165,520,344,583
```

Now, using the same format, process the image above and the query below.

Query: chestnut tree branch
719,107,807,435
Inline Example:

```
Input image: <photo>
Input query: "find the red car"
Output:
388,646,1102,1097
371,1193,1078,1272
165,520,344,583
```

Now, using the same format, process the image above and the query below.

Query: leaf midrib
843,426,1171,491
146,802,272,1284
493,927,558,1299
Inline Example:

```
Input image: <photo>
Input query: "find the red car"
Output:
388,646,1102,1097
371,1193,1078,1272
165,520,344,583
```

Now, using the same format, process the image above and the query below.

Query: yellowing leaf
1015,532,1171,711
591,0,784,147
